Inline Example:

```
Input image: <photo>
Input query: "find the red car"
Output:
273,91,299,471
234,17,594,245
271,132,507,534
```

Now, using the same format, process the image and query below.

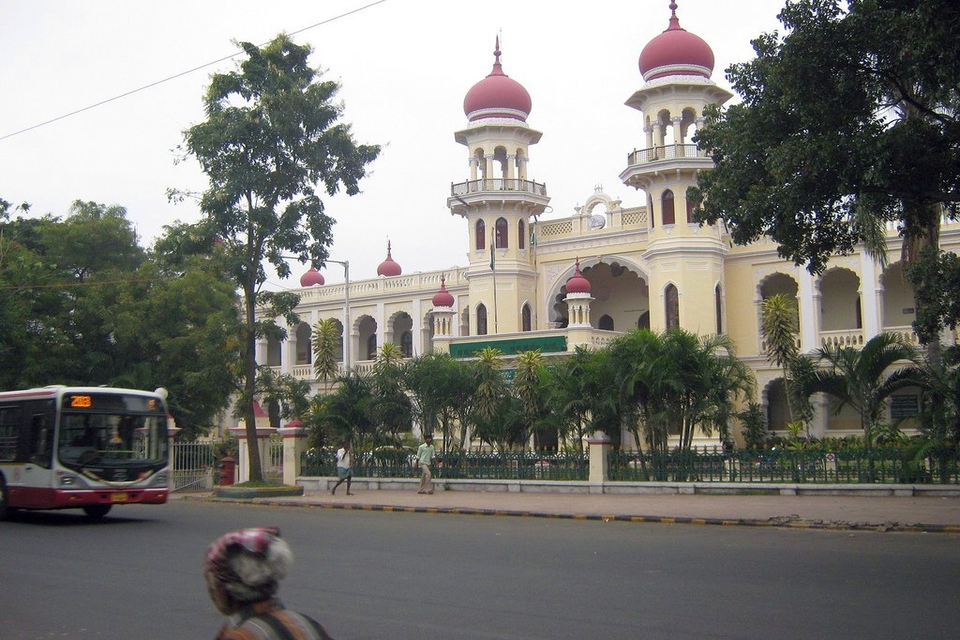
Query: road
1,500,958,639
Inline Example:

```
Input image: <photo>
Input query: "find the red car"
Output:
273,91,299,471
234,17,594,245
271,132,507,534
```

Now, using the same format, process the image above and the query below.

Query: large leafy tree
692,0,960,344
179,35,379,480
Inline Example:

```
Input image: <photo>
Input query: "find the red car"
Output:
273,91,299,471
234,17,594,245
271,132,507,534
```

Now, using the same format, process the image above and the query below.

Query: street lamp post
326,259,350,373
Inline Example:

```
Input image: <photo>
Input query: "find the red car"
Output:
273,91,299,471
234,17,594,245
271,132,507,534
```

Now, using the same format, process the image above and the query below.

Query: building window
518,219,526,249
475,219,485,250
686,198,696,224
661,190,675,226
400,331,413,358
477,303,488,336
521,304,532,332
598,314,614,331
495,217,508,249
665,283,680,330
366,334,377,360
637,311,650,330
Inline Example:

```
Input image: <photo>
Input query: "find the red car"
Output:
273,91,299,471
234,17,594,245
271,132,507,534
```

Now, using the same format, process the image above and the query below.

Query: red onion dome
463,37,532,122
300,265,325,287
639,2,715,81
432,274,455,308
566,259,591,294
376,240,402,277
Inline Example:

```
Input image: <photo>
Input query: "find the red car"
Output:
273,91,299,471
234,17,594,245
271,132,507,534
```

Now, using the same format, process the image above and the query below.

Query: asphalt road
1,500,958,639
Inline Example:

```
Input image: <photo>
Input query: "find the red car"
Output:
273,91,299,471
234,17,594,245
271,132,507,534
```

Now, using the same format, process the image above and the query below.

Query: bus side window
0,405,21,462
29,414,52,468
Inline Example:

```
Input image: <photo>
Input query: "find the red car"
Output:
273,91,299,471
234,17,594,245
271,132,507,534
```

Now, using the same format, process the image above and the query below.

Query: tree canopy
177,34,380,480
692,0,960,340
0,200,241,438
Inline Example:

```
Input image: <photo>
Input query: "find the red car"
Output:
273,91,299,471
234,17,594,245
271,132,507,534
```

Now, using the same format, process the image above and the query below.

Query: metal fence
608,447,960,484
264,438,284,481
171,442,217,491
301,449,589,481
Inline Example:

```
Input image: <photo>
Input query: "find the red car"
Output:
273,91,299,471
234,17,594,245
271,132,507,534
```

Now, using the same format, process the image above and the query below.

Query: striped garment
216,600,333,640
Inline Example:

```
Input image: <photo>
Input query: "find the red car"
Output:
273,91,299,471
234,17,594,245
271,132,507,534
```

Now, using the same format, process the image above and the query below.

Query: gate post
229,425,276,483
587,430,611,492
278,419,308,486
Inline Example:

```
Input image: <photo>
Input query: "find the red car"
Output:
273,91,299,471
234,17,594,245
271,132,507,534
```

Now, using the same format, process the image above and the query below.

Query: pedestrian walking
331,441,354,496
204,526,333,640
416,434,436,494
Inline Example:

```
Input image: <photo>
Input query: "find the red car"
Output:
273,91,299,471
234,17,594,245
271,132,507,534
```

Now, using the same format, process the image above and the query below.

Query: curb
202,496,960,534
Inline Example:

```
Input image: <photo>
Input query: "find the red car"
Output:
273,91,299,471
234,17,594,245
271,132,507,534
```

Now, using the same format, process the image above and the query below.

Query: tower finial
667,2,681,30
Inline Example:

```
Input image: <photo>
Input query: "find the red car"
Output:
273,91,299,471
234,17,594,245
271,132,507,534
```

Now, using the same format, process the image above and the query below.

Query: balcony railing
626,143,709,165
451,178,547,197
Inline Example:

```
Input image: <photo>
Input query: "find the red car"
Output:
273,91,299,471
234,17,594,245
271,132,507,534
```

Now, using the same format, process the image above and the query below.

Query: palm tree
370,343,411,446
802,332,920,449
760,293,802,422
312,318,342,388
513,350,550,449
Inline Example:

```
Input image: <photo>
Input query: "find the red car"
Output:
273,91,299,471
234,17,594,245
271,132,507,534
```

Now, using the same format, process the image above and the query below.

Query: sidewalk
188,486,960,533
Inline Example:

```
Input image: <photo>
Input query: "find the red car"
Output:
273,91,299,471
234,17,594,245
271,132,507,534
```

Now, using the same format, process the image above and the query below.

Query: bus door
19,408,55,507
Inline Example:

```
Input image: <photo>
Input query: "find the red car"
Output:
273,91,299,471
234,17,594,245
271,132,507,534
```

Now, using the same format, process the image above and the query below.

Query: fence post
167,415,181,473
587,430,611,491
278,421,308,486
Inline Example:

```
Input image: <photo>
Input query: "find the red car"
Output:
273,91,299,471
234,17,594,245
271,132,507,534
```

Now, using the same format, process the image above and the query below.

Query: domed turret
376,240,402,277
300,265,325,287
639,1,715,81
432,274,455,308
463,37,532,122
566,259,591,294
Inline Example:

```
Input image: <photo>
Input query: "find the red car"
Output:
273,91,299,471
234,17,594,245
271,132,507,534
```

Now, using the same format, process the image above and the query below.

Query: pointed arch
476,303,488,336
518,219,526,250
475,219,486,250
661,189,675,225
521,303,532,332
665,283,680,330
495,217,508,249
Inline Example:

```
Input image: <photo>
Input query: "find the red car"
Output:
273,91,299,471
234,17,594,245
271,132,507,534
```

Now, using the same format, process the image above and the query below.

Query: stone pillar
278,423,309,486
587,430,611,491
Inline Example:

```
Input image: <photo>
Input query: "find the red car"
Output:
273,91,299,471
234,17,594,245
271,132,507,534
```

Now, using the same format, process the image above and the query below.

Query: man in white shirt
331,441,354,496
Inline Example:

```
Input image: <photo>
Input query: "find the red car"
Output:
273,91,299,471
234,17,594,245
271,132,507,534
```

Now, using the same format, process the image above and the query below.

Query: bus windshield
58,411,168,477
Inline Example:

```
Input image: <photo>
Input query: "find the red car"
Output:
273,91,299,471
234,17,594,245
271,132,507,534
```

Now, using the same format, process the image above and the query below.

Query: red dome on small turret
432,274,455,308
463,38,532,122
566,259,591,294
639,2,715,81
300,265,325,287
377,241,402,277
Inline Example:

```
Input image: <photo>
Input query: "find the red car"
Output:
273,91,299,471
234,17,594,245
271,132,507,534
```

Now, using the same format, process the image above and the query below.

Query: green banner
449,335,567,359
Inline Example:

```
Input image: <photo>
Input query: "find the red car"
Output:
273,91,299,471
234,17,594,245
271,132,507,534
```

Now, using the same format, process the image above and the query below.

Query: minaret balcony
626,143,710,165
451,178,548,198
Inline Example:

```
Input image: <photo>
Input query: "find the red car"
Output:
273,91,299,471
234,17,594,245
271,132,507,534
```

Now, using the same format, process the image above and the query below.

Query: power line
0,0,388,143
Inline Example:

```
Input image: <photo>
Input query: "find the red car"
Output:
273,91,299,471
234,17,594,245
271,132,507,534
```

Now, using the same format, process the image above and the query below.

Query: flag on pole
489,226,495,270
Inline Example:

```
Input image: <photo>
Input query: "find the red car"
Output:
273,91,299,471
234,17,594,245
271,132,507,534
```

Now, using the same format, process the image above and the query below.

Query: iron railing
608,447,960,484
301,449,588,481
171,442,217,491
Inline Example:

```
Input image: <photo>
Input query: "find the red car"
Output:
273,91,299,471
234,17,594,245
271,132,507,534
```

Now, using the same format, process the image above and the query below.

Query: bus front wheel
82,504,112,520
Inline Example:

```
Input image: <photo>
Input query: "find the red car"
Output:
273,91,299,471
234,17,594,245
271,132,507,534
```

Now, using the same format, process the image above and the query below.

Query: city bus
0,386,171,520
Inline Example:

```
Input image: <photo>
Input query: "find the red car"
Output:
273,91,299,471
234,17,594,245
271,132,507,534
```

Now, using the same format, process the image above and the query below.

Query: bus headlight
56,471,90,488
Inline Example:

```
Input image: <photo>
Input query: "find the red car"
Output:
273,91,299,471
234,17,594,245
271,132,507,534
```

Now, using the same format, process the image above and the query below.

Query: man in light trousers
416,435,436,494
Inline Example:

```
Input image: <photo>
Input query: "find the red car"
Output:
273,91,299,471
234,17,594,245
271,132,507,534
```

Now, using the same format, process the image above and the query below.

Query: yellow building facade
257,4,960,445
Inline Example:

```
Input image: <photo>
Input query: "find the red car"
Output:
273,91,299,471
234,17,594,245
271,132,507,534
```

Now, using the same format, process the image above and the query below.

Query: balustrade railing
627,144,708,165
451,178,547,197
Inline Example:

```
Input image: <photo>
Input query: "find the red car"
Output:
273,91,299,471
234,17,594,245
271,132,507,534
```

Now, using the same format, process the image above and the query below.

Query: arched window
400,331,413,358
476,303,488,336
598,314,614,331
665,283,680,330
521,303,532,332
475,219,486,250
715,284,723,334
495,217,508,249
637,311,650,330
518,219,526,250
661,190,675,226
686,198,696,224
366,334,378,360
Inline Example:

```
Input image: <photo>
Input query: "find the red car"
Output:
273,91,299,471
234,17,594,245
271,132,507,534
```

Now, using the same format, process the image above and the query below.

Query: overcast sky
1,0,784,287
